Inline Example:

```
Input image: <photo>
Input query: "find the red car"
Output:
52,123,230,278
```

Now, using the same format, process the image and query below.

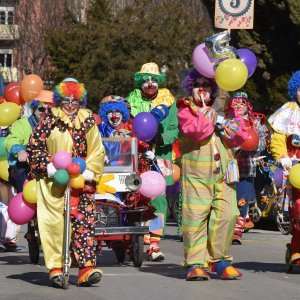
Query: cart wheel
28,241,40,264
62,274,69,289
114,248,126,263
131,222,144,268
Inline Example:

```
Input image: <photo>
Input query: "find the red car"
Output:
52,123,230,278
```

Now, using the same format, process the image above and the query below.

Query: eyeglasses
61,98,80,106
231,101,247,108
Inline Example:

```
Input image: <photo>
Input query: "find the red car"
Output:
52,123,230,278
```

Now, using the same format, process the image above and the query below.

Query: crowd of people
0,61,300,287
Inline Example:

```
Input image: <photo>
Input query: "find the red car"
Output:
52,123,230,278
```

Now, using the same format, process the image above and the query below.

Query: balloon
93,114,102,125
67,162,81,176
20,74,44,102
23,179,37,204
0,159,9,181
72,157,86,173
240,128,259,151
53,169,70,186
53,151,72,170
215,58,248,91
237,48,257,78
139,171,166,199
192,43,217,79
4,82,24,105
132,112,158,142
0,137,8,159
289,164,300,189
0,102,21,127
8,192,36,225
172,164,181,183
273,168,283,188
166,181,181,197
69,174,84,189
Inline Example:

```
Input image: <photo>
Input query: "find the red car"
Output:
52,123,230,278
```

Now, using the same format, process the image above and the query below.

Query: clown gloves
143,150,155,160
279,156,292,170
82,169,94,181
47,163,57,178
216,114,226,125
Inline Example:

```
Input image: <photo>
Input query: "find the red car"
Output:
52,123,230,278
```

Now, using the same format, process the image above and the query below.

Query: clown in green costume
127,62,179,261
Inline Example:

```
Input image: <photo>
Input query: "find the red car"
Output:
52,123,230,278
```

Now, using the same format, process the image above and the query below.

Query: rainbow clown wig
53,81,87,107
288,71,300,101
98,95,130,125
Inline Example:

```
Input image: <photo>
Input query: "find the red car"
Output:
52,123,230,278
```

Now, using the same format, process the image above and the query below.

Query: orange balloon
20,74,44,103
172,164,181,183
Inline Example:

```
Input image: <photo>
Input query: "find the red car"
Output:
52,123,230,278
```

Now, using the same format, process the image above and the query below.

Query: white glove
279,156,292,170
104,155,110,164
143,150,155,160
82,169,95,181
47,162,57,178
216,114,226,125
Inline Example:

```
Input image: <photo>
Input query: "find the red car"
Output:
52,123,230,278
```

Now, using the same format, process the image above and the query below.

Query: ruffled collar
268,102,300,136
51,107,91,129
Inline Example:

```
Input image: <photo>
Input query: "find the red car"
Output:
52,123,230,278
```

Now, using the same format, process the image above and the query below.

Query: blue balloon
72,157,86,173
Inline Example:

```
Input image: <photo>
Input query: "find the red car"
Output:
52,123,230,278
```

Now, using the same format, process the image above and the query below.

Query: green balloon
0,137,7,159
53,169,70,186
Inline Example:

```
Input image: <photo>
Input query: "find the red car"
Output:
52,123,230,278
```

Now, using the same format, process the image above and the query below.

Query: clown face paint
231,98,248,117
107,110,123,129
141,77,158,98
33,104,51,121
61,96,80,116
192,77,212,105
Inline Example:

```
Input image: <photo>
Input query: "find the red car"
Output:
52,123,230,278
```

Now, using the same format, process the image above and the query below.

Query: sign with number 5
214,0,254,29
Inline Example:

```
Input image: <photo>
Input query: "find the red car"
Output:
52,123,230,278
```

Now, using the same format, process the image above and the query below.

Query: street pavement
0,221,299,300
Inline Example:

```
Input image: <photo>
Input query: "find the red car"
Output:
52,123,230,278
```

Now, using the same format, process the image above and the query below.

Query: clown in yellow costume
27,79,105,288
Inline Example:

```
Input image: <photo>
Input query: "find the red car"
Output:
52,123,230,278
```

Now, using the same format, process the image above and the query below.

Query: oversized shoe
286,244,300,272
49,268,63,288
186,265,210,281
210,261,242,280
147,248,165,262
78,268,103,287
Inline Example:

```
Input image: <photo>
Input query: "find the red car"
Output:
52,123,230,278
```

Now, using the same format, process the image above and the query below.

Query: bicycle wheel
274,209,291,235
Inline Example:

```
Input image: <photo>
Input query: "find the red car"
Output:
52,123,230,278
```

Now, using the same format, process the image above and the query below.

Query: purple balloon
166,181,181,197
8,192,36,225
132,112,158,142
192,43,217,79
273,168,283,188
237,48,257,78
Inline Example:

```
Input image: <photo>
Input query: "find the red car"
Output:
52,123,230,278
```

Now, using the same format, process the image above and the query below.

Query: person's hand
47,162,57,178
17,150,28,162
216,114,226,125
143,150,155,160
279,156,292,170
82,170,94,181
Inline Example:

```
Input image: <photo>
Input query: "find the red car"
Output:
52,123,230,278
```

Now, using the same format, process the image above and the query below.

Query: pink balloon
192,43,217,79
53,151,72,170
139,171,166,199
8,193,36,225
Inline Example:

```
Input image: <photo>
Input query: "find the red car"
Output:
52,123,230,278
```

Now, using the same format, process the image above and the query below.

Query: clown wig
288,71,300,101
181,68,218,97
53,81,87,107
98,95,130,125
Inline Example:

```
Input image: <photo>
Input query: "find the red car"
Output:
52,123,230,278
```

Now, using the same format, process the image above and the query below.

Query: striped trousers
182,179,239,266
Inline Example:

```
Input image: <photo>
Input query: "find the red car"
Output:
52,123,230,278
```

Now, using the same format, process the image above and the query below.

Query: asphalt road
0,221,299,300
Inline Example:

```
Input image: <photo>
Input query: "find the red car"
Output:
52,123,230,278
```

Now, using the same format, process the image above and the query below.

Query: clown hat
232,91,248,100
34,90,54,105
134,62,166,86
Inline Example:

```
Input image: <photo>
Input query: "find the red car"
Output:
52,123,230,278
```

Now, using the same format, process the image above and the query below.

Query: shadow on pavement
234,261,296,273
138,263,185,279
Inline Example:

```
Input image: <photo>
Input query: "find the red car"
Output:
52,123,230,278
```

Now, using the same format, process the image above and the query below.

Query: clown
268,71,300,267
27,80,105,288
127,62,179,261
229,92,266,244
177,68,247,281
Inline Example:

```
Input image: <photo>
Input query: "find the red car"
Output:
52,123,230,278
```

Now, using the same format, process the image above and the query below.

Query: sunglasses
37,107,47,113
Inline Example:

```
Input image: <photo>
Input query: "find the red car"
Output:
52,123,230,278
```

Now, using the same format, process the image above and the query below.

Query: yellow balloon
23,179,37,203
69,174,84,189
0,102,21,126
288,164,300,188
0,159,9,181
215,58,248,91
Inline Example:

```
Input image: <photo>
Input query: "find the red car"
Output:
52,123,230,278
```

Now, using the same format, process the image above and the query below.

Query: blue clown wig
288,71,300,101
98,95,130,125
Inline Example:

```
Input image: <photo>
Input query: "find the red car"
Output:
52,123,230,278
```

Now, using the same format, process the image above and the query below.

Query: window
0,50,13,67
0,7,14,25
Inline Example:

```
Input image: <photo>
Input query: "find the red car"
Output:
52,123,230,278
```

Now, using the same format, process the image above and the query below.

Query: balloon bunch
192,31,257,91
52,151,87,189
